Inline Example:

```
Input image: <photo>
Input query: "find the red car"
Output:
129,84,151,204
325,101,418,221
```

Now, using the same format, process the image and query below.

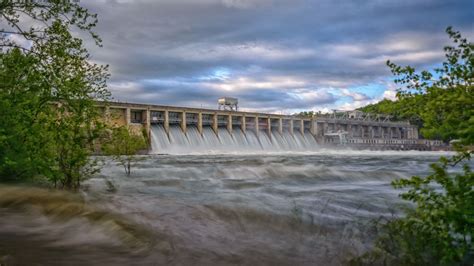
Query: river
0,150,454,265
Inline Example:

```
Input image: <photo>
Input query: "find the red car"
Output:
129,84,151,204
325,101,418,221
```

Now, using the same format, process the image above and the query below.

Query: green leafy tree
355,27,473,265
297,111,315,117
102,127,147,177
0,1,110,189
359,27,473,142
0,49,56,179
358,98,424,128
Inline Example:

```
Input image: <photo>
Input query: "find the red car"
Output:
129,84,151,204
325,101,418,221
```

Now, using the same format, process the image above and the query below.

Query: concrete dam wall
100,102,446,153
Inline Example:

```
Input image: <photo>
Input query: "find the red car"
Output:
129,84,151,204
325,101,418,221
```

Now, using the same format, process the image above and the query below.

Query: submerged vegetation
102,126,148,176
355,27,474,265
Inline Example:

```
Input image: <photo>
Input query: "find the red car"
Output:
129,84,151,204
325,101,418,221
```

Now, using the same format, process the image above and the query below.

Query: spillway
150,125,319,154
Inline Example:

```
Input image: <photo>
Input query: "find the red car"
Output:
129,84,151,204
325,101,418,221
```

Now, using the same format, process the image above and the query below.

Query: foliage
102,126,147,176
0,0,101,49
359,27,473,142
358,98,424,128
296,111,324,118
356,27,474,265
296,111,315,117
0,1,109,189
0,49,54,179
354,159,473,265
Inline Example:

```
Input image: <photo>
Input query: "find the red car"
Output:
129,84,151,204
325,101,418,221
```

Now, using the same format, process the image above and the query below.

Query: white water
0,152,459,265
150,125,319,154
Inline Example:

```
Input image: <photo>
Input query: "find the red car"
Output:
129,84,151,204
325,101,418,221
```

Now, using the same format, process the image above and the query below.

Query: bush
102,126,147,176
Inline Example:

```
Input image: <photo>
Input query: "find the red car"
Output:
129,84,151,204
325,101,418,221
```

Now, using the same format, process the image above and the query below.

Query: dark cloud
80,0,473,112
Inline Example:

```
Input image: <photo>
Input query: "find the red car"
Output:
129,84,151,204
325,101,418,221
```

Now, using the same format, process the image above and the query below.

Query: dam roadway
98,101,446,152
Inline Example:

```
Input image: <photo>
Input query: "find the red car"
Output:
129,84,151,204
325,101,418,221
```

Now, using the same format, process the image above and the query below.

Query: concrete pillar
300,120,304,135
212,113,218,135
241,115,246,133
227,115,232,133
390,127,393,139
164,110,169,135
255,116,259,136
125,108,131,125
310,118,316,135
369,126,374,138
181,111,186,133
289,119,294,135
197,112,203,135
267,117,272,137
146,108,151,140
278,118,283,135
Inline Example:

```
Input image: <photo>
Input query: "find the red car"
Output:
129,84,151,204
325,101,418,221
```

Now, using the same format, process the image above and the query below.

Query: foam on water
1,152,460,265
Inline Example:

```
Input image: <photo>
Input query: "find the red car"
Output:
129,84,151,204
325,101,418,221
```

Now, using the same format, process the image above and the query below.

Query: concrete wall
97,101,446,151
100,101,313,139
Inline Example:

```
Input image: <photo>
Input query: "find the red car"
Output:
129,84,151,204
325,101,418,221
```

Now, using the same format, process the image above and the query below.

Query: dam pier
100,101,446,153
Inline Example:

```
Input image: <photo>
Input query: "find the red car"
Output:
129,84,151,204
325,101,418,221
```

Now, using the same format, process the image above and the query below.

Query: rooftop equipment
218,97,238,111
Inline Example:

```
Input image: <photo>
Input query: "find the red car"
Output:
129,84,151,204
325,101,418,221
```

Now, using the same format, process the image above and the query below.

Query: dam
100,101,445,153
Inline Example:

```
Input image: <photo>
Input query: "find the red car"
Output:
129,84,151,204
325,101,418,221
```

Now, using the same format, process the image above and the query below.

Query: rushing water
150,125,319,154
0,151,455,265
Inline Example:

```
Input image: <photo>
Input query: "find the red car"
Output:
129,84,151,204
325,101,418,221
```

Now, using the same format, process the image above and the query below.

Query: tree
358,98,424,129
0,1,110,189
102,127,147,176
356,27,473,265
359,27,473,143
0,49,56,179
1,0,102,50
297,111,315,117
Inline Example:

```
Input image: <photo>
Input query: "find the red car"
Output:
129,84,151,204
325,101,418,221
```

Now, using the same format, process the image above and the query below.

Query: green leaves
0,1,110,189
356,27,474,265
361,27,473,145
1,0,102,50
102,126,147,176
374,159,474,265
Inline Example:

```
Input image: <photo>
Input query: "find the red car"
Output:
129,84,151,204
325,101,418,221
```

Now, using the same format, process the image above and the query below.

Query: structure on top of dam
99,100,446,153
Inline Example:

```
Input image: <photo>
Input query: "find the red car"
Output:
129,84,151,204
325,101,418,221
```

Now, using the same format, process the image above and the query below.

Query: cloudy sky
82,0,473,114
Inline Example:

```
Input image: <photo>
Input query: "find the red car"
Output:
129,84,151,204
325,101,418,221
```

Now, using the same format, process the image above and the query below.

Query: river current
0,150,454,265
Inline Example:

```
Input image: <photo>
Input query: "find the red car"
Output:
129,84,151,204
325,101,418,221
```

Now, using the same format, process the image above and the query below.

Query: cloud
340,89,371,102
221,0,273,9
78,0,473,113
381,82,399,101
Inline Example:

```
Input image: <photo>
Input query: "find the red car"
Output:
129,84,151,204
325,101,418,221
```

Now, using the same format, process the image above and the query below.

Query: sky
81,0,473,114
